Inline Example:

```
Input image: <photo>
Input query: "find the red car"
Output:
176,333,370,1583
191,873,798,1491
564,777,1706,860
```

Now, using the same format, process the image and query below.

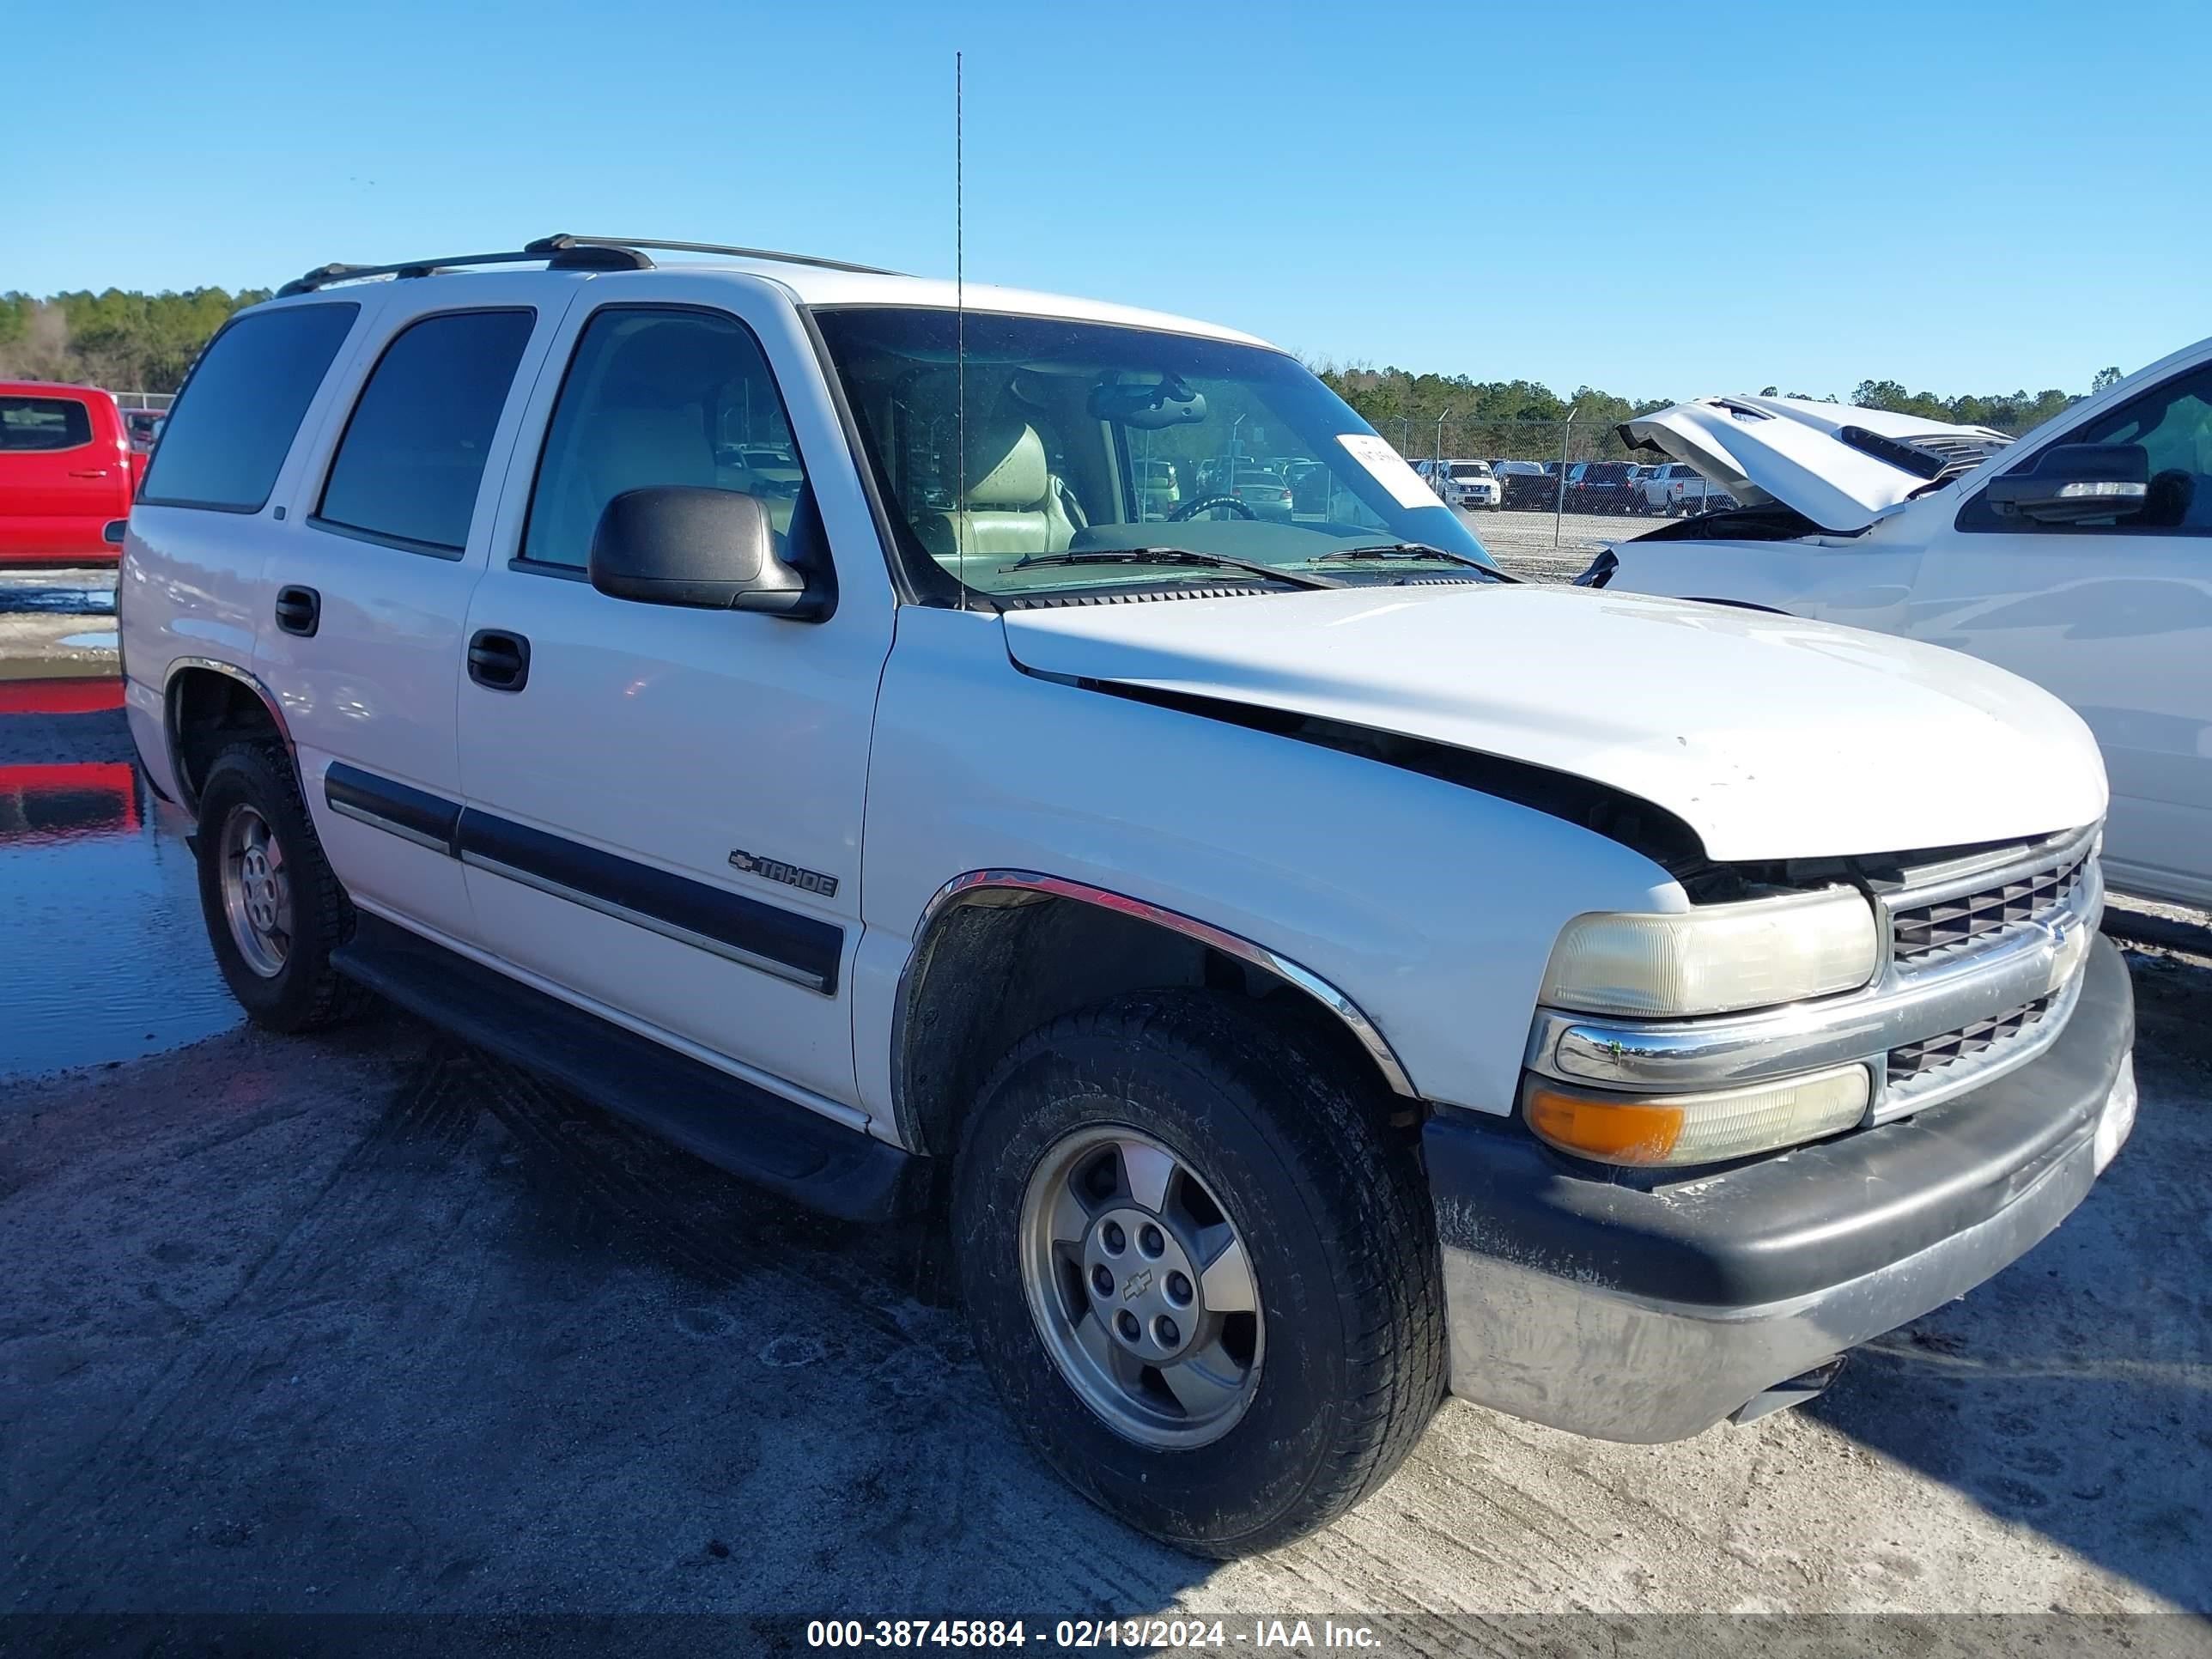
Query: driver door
454,273,896,1109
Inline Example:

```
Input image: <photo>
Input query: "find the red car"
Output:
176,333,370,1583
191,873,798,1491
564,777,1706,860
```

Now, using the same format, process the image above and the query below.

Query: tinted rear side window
0,396,94,452
140,304,358,511
316,309,535,554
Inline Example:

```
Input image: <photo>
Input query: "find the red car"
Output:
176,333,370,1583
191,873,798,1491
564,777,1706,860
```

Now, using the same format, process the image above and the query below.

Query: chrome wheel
218,804,292,978
1018,1124,1263,1449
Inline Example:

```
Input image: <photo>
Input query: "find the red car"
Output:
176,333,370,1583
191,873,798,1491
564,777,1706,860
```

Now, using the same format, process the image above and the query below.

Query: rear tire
194,740,356,1033
952,991,1446,1558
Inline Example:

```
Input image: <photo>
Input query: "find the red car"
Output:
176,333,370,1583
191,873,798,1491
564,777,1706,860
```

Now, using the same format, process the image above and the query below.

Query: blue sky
8,0,2205,402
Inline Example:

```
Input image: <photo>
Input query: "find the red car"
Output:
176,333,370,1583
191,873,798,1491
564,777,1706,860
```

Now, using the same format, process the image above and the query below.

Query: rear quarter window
0,396,94,452
140,304,360,511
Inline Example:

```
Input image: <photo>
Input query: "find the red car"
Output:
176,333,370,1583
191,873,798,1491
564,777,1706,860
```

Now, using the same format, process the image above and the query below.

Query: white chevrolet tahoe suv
119,235,2138,1559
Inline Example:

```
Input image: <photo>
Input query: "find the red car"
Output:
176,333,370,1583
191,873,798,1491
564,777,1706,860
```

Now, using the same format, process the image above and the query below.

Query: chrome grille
1891,848,2088,967
1887,994,2056,1086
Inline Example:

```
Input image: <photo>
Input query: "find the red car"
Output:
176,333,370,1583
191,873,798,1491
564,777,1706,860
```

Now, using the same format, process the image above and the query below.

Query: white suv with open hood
119,235,2136,1558
1588,364,2212,908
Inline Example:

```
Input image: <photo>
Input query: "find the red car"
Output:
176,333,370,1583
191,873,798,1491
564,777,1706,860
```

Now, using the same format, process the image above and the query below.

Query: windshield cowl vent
999,585,1269,610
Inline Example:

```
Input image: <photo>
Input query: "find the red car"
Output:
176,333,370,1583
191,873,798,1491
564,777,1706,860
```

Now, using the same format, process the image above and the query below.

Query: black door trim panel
456,810,842,994
325,762,463,855
319,766,842,994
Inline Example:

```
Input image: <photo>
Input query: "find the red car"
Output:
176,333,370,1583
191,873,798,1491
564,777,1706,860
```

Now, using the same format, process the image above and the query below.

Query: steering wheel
1168,495,1255,522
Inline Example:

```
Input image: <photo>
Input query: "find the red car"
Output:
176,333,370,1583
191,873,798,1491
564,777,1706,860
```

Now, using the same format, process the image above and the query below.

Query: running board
332,913,932,1222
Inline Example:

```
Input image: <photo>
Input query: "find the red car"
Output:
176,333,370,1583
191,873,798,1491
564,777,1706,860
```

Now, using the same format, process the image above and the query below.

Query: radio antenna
954,49,967,611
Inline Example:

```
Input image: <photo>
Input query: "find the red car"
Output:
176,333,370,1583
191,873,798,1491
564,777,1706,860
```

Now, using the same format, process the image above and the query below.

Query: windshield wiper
1312,543,1516,580
1006,548,1345,589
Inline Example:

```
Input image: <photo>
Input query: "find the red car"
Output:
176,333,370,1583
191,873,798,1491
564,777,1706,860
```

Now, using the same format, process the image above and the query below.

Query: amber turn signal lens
1524,1087,1684,1164
1523,1066,1871,1168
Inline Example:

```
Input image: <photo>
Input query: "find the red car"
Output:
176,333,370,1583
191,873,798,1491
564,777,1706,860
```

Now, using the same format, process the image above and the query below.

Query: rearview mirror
589,486,827,618
1087,375,1207,430
1983,443,2148,526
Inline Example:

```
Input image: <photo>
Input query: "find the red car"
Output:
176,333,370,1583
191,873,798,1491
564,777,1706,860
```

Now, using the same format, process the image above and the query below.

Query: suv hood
1619,395,2014,532
1001,585,2105,864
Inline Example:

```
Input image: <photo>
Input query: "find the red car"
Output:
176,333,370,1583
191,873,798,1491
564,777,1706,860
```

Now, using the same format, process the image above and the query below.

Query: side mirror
1983,443,2148,526
588,486,827,618
103,519,128,545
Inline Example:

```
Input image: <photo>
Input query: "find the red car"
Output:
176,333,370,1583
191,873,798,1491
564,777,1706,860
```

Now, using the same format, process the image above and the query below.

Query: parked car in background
0,381,135,564
1564,459,1639,514
1432,459,1502,510
1132,457,1182,517
1589,376,2212,906
1280,456,1330,515
1638,459,1737,516
1225,465,1294,520
123,409,167,473
1495,459,1553,509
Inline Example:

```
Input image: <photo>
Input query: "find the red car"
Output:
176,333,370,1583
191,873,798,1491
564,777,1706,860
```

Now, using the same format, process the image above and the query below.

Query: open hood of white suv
1002,585,2105,864
1620,395,2014,532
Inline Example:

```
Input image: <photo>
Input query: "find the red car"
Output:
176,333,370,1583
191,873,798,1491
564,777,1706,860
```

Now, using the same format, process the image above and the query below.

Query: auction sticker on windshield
1337,434,1438,509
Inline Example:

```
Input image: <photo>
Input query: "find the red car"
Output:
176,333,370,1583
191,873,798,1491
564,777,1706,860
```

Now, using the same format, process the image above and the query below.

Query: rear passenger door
453,272,895,1114
258,283,570,942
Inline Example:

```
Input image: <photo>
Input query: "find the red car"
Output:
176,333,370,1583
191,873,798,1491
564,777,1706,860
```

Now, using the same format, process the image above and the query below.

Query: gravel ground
2,926,2206,1627
1462,506,1627,582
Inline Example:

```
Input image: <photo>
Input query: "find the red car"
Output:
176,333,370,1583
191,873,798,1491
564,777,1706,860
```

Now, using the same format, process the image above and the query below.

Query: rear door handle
69,468,110,478
467,629,531,692
274,585,320,638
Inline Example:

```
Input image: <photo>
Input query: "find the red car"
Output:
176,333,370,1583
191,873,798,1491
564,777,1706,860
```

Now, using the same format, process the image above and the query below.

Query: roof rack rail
275,238,650,297
550,234,904,277
274,234,903,299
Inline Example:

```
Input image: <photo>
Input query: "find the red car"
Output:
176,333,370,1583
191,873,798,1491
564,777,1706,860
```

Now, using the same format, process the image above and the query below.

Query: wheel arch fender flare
890,870,1419,1155
162,657,296,817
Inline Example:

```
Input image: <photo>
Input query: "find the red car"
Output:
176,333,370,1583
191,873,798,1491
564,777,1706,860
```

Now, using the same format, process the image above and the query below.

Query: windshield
1449,462,1492,478
812,307,1492,602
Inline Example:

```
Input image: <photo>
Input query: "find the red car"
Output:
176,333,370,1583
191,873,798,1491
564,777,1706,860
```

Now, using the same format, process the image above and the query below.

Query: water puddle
0,585,116,617
1,689,242,1085
57,631,118,651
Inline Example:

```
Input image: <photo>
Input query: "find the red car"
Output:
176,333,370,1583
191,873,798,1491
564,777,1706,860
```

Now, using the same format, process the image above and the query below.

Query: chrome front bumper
1426,935,2136,1443
1524,826,2103,1125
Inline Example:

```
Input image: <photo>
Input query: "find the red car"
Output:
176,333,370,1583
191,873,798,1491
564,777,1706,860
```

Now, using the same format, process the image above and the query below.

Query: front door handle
69,468,111,479
274,585,320,637
467,629,531,692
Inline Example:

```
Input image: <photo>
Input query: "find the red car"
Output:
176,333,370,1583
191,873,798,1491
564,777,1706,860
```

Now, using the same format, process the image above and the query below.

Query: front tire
952,993,1445,1557
194,740,356,1032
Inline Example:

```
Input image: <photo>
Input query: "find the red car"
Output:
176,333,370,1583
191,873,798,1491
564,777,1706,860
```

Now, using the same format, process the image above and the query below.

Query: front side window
521,306,810,570
1959,363,2212,536
0,397,93,452
139,303,358,511
316,309,536,554
812,307,1492,603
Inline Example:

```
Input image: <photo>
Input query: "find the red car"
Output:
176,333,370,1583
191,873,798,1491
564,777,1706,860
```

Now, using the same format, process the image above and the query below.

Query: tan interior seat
915,404,1079,565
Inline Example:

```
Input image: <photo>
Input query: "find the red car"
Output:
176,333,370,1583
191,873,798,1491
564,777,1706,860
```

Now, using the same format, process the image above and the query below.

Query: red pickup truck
0,381,136,565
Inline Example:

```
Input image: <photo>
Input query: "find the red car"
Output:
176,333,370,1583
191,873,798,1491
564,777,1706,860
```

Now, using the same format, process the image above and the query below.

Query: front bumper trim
1431,937,2135,1443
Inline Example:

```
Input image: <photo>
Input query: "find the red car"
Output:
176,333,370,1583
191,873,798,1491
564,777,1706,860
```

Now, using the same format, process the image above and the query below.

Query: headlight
1538,887,1878,1018
1523,1064,1870,1168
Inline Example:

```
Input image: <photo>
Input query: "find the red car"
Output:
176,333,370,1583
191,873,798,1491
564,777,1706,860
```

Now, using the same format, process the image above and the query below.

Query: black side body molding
332,914,928,1222
325,763,462,854
456,810,843,994
319,764,843,994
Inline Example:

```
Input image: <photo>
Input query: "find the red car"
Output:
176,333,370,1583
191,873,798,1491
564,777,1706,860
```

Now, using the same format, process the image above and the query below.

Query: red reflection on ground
0,762,140,840
0,678,125,717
